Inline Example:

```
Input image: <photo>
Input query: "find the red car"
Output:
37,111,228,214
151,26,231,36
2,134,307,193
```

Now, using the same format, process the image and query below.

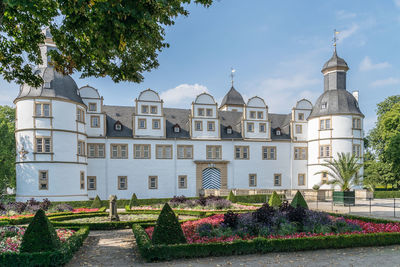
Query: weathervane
333,29,340,48
230,68,236,87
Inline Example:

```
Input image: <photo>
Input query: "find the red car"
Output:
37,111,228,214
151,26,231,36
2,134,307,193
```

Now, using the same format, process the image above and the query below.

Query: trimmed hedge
290,191,308,209
132,222,400,262
268,191,282,208
374,191,400,199
233,194,269,203
0,226,89,267
152,203,186,245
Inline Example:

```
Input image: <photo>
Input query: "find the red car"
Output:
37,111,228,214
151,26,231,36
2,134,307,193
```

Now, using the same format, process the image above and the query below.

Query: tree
0,105,15,193
315,152,362,191
0,0,212,87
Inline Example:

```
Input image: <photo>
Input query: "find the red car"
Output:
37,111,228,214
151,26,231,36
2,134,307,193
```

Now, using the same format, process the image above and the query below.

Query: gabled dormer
133,89,165,138
190,93,219,139
291,99,312,141
79,85,105,137
242,96,269,139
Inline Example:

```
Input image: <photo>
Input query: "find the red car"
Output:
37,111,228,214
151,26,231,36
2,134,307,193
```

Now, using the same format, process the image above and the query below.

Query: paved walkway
67,229,400,267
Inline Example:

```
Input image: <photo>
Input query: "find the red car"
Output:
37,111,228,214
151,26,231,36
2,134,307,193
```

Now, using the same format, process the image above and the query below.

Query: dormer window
173,124,181,133
114,121,122,131
226,126,233,134
321,102,327,109
276,128,281,136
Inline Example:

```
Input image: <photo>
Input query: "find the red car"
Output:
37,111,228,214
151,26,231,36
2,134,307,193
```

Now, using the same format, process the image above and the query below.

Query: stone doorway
202,167,221,189
195,161,228,196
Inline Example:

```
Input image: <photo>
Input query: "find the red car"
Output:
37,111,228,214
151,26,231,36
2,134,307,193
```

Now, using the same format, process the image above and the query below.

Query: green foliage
227,191,236,203
374,191,400,199
98,206,106,212
0,1,212,86
20,209,60,253
315,152,362,191
0,226,89,267
91,195,102,209
290,191,308,209
0,106,15,192
233,194,270,203
130,193,139,208
268,191,282,208
152,203,186,245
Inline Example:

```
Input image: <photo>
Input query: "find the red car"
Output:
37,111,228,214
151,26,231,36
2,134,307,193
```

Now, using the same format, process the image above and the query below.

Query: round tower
14,32,88,201
307,49,364,189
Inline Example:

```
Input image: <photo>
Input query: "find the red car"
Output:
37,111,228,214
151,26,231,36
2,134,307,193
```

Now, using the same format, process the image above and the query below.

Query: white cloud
395,0,400,7
359,56,391,71
160,83,209,108
371,77,400,87
336,10,357,20
337,24,359,44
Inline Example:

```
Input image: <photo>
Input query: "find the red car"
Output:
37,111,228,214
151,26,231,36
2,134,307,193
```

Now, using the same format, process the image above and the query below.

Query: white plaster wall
191,118,219,139
16,100,34,129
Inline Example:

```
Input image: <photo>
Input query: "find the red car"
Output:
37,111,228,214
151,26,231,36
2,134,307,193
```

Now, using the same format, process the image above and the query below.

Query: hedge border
132,214,400,262
0,226,89,267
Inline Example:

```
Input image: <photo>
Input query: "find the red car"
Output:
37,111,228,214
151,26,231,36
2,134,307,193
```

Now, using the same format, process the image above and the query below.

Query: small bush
290,191,308,209
20,209,61,253
39,198,51,211
151,203,186,245
253,203,275,225
227,191,236,203
268,191,282,208
54,203,74,212
222,211,239,228
91,195,102,209
129,193,139,208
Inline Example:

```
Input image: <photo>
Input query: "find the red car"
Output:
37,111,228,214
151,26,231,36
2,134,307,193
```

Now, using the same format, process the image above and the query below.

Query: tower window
298,113,304,120
150,106,158,114
173,124,181,133
249,111,256,119
320,119,331,130
257,111,263,119
141,105,149,114
247,122,254,132
91,115,100,128
88,103,97,112
259,123,266,133
295,124,302,134
226,126,233,134
352,118,361,129
36,137,51,153
80,171,85,189
197,108,204,116
206,109,213,117
321,102,328,109
194,121,202,131
35,103,51,117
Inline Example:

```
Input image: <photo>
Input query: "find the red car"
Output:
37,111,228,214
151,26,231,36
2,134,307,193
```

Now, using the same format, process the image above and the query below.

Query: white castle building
14,34,364,201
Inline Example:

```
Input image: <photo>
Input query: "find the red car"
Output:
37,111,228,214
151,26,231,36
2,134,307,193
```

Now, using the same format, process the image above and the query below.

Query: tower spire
230,68,236,87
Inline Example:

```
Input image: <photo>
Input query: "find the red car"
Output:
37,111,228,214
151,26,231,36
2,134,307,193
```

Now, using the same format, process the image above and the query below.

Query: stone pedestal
109,195,119,221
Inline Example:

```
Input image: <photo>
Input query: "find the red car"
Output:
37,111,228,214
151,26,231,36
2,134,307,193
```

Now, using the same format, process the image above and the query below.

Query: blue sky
1,0,400,133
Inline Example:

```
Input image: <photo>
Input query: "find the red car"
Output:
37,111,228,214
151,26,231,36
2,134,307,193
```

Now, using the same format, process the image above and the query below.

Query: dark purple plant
207,198,231,209
39,198,51,211
26,198,40,208
8,202,27,214
170,195,188,205
54,203,74,212
287,206,307,225
253,203,275,225
222,211,239,228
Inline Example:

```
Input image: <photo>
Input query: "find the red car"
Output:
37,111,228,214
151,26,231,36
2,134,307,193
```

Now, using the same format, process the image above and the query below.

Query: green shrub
91,195,102,209
290,191,308,209
130,193,139,208
98,207,107,212
227,191,236,203
374,191,400,199
152,203,186,245
234,194,269,203
20,209,61,253
268,191,282,208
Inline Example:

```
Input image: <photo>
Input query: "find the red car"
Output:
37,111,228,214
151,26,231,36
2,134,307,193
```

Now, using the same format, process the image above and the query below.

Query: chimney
352,90,359,102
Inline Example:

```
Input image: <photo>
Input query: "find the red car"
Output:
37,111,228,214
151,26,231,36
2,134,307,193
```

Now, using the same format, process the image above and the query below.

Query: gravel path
67,229,400,267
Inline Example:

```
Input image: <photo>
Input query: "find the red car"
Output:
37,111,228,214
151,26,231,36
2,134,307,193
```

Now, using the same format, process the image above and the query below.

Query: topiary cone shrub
20,209,61,253
290,190,309,209
130,193,139,208
91,195,102,209
268,191,282,208
152,203,186,245
227,190,236,203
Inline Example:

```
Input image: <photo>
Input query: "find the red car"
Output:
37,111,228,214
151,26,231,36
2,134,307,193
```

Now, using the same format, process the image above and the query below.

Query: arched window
114,121,122,131
173,124,181,133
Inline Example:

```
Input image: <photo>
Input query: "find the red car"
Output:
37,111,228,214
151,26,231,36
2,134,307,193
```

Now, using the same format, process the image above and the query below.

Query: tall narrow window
321,172,328,184
178,175,187,189
250,111,256,119
259,123,266,133
149,176,158,189
150,106,158,114
352,118,361,129
141,105,148,114
298,113,304,120
194,121,202,131
76,108,85,122
38,170,48,190
78,140,86,156
274,174,282,186
298,173,306,186
262,146,276,160
197,108,204,116
118,176,128,190
257,111,263,119
206,109,213,117
207,121,215,131
138,119,146,129
80,171,85,189
91,116,100,128
249,174,257,187
247,122,254,132
87,176,96,190
36,137,51,153
295,125,302,134
352,144,361,158
152,119,160,129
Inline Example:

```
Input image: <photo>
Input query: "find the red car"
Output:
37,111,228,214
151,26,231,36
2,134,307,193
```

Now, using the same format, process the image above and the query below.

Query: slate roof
321,49,349,72
220,86,245,107
15,67,84,104
103,105,291,140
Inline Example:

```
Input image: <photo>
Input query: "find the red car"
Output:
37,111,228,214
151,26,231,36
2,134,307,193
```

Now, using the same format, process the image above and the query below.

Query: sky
1,0,400,133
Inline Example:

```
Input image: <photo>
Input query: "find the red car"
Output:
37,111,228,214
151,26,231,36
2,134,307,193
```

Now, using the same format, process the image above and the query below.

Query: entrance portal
202,167,221,189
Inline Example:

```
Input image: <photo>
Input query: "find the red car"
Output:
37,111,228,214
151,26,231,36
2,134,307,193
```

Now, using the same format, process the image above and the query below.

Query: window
88,103,97,112
352,144,361,158
173,125,180,133
138,119,146,129
80,171,85,189
320,119,331,130
257,111,263,119
319,145,331,158
207,121,215,131
206,145,222,159
206,108,213,117
274,174,282,186
177,145,193,159
194,121,202,131
295,124,302,134
321,172,328,183
352,118,361,129
149,176,158,189
88,143,105,158
38,170,48,190
226,126,233,134
276,128,281,136
134,144,151,159
294,147,307,160
262,146,276,160
298,173,306,186
114,122,122,131
35,103,50,117
250,111,256,119
178,175,187,189
152,119,160,129
321,102,327,109
110,144,128,159
249,174,257,187
156,145,172,159
118,176,128,190
150,105,158,114
91,116,100,128
87,176,96,190
247,122,254,132
35,137,51,153
141,105,148,114
259,123,266,133
298,113,304,121
235,146,249,159
77,140,86,156
76,108,85,122
198,108,204,116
